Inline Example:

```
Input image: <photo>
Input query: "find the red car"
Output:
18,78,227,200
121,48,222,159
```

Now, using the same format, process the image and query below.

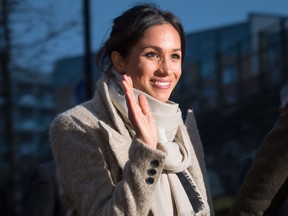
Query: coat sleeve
50,113,166,216
229,111,288,215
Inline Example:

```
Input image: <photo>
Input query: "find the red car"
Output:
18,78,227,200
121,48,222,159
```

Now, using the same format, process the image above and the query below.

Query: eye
171,53,181,60
145,52,160,59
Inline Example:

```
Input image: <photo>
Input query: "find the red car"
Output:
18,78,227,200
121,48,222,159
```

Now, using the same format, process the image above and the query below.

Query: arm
229,111,288,215
50,113,166,216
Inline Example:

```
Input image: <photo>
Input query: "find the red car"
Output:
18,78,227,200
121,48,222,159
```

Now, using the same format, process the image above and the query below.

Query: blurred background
1,0,288,215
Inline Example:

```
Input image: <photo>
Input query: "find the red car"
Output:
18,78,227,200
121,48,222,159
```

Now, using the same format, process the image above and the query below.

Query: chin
156,96,169,103
149,91,170,102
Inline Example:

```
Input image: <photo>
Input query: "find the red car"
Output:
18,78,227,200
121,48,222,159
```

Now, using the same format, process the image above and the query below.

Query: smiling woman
111,23,182,103
49,3,214,216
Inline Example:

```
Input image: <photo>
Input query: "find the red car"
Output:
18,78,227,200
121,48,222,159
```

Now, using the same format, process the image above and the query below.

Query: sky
15,0,288,73
90,0,288,48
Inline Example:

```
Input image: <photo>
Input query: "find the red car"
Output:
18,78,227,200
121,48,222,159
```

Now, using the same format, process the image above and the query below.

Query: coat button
147,169,156,176
145,177,154,185
150,160,159,168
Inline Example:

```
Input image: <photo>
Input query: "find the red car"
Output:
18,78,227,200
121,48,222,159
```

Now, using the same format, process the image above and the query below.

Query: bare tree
0,1,80,215
9,0,81,73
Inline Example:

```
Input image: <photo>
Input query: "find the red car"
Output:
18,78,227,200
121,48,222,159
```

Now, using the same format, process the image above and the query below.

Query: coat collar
93,75,200,173
95,75,132,169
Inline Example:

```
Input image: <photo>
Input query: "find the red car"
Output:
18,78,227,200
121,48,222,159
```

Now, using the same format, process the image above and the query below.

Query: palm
122,74,158,149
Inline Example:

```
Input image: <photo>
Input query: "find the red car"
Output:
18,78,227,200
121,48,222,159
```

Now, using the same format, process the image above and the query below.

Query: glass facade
177,16,288,113
11,72,55,159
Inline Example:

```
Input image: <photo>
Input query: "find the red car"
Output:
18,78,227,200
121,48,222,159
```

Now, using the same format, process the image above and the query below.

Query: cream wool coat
50,74,214,216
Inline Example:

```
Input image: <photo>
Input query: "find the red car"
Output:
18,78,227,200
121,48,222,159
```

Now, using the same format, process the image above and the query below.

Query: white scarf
108,69,205,215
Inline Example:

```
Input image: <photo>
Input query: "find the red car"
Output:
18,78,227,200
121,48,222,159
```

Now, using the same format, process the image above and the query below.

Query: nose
157,57,172,76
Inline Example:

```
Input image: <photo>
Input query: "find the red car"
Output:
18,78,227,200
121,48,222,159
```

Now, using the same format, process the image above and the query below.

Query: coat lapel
96,75,133,170
98,121,131,170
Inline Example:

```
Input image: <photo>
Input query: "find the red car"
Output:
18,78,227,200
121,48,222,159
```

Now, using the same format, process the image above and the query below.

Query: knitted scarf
108,69,205,215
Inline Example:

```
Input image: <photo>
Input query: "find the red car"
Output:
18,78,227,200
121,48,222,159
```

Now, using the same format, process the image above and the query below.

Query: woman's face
116,24,182,103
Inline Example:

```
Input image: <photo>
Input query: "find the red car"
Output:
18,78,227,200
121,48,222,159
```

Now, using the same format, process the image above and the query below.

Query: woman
50,3,213,216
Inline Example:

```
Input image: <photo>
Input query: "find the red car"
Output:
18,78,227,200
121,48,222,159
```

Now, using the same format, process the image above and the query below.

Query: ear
111,51,125,73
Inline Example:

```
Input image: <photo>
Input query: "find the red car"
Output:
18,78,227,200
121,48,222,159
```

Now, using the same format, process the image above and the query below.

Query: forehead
138,24,181,48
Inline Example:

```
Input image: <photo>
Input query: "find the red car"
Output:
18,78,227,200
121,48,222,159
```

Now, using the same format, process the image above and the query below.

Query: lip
150,80,172,89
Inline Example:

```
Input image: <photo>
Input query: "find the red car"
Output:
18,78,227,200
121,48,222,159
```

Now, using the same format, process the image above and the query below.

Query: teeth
155,81,170,86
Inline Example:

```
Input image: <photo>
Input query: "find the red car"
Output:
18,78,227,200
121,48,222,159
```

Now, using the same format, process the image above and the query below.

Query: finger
122,75,135,104
138,94,150,116
122,74,139,117
122,74,131,93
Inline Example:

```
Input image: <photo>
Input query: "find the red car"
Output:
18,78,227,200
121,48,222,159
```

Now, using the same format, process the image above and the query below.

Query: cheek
134,62,156,78
179,70,182,79
174,65,182,79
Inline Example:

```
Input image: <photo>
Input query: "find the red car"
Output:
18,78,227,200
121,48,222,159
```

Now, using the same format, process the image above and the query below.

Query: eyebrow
143,45,182,52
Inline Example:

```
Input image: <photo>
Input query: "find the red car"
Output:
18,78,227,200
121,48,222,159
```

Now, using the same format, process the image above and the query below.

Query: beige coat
50,74,214,216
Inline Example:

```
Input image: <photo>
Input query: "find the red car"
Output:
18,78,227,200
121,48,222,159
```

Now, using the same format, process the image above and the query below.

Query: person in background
229,82,288,216
279,82,288,113
50,3,213,216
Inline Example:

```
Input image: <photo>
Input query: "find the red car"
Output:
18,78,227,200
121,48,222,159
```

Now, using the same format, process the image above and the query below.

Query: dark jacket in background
229,111,288,215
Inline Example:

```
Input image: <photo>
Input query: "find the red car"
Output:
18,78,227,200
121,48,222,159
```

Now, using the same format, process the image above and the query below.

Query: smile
151,80,171,89
155,81,170,86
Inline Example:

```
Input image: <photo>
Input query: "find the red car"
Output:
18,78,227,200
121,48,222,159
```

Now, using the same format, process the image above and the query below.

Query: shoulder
49,97,112,150
50,102,99,131
50,80,111,133
259,111,288,152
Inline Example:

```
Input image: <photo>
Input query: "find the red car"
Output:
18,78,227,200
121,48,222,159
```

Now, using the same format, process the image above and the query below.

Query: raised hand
122,74,158,149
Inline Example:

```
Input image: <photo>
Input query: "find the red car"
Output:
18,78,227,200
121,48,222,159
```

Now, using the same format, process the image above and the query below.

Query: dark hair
96,3,185,72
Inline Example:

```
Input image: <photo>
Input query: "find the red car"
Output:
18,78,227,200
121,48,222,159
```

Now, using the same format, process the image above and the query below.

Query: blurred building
0,69,55,167
172,12,288,211
0,67,55,214
11,70,55,159
52,55,100,114
176,13,288,113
